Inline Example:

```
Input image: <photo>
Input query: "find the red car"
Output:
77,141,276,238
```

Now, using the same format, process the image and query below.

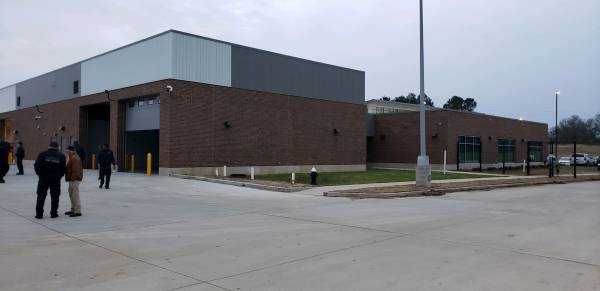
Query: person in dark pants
73,141,86,168
34,141,66,219
0,140,10,183
15,141,25,175
98,144,115,189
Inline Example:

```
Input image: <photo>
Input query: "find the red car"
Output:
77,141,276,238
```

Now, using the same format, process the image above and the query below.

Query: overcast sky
1,0,598,125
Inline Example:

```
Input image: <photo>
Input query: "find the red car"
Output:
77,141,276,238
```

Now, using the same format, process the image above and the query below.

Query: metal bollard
146,153,152,176
92,154,96,170
8,152,13,165
131,155,135,173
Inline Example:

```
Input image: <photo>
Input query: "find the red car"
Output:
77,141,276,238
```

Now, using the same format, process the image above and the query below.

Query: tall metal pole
416,0,431,187
555,90,559,176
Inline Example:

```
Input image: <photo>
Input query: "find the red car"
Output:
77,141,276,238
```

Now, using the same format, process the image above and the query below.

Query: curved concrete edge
171,174,310,193
324,177,600,199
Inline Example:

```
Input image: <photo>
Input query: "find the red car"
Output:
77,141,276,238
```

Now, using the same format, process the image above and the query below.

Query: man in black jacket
98,144,115,189
34,141,66,219
0,140,10,183
15,141,25,175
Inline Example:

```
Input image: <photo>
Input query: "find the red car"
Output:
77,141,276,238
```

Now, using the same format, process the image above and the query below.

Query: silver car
558,156,571,166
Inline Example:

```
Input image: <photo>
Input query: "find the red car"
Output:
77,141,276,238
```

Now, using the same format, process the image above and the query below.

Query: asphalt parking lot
1,165,599,291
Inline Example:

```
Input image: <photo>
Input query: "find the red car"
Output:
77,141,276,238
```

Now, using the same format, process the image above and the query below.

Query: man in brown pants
64,146,83,217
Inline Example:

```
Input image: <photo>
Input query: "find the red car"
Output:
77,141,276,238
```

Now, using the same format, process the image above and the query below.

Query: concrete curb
324,177,600,199
171,174,310,193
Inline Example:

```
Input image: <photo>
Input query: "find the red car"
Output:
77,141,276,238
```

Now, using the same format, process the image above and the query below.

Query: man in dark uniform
34,141,66,219
15,141,25,175
98,144,115,189
0,140,10,183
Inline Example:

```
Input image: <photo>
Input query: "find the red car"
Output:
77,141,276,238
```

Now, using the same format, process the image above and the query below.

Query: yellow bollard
130,155,135,173
146,153,152,176
8,152,13,165
91,154,96,170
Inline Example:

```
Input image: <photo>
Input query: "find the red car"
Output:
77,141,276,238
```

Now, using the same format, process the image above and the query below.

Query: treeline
550,114,600,144
379,94,477,111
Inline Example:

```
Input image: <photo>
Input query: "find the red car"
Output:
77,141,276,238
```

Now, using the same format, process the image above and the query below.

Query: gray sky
1,0,599,125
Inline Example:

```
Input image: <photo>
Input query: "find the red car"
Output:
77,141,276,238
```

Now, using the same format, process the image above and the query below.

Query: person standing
64,146,83,217
73,141,86,168
34,141,66,219
98,144,115,189
0,140,10,183
15,141,25,175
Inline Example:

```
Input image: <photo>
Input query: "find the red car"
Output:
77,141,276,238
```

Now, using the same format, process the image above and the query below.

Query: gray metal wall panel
172,33,231,87
0,85,16,113
125,98,160,131
231,46,364,104
81,33,172,96
15,63,81,109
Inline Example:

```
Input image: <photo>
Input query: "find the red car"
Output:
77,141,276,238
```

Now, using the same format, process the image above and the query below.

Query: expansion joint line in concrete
0,205,232,291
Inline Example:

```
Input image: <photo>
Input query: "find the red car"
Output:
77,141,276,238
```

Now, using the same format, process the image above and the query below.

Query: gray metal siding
15,63,81,109
172,32,231,87
231,46,364,104
125,97,160,131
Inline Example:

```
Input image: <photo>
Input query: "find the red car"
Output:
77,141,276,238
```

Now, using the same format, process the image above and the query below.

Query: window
375,107,384,114
128,100,135,108
497,139,515,162
138,99,145,107
73,81,79,94
458,136,481,163
528,141,543,162
368,106,377,114
147,98,154,105
16,96,21,106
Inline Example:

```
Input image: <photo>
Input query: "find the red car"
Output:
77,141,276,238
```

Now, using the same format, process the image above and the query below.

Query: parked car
559,156,572,166
572,153,593,166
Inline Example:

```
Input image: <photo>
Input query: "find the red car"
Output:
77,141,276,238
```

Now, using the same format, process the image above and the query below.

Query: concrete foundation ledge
171,174,311,193
160,164,366,176
325,175,600,199
368,162,545,171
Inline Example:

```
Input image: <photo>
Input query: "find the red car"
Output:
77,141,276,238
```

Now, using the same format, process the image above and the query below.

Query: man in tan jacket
64,146,83,217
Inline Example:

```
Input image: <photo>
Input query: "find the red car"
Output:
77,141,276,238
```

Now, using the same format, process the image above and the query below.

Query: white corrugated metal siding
172,32,231,87
0,85,16,113
80,32,173,96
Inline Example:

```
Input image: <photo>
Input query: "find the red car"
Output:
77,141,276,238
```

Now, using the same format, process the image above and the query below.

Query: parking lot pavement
1,165,599,291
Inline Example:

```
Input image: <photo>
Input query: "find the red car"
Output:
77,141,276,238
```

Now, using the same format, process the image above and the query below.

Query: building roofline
367,99,548,126
0,29,364,89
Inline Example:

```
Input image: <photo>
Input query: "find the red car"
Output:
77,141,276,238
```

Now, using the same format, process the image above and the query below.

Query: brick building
0,30,366,175
367,100,549,170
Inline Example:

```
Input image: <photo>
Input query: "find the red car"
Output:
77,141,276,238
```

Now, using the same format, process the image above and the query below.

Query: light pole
555,90,560,176
416,0,431,187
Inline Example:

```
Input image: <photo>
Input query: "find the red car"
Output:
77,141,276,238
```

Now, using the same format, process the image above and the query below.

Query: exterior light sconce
224,121,232,128
521,138,526,143
59,125,66,132
105,90,115,102
35,105,44,114
333,128,340,135
13,130,19,135
432,133,439,138
488,136,493,141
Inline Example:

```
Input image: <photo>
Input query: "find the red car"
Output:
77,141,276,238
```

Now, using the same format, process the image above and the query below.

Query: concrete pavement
1,164,599,290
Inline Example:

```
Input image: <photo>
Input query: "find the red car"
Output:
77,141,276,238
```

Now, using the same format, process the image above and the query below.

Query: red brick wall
368,111,548,165
0,79,366,169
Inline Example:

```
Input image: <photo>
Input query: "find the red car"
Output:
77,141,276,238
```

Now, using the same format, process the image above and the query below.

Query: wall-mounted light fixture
224,121,232,128
333,128,340,135
488,136,493,141
105,90,115,102
59,126,66,132
432,133,439,138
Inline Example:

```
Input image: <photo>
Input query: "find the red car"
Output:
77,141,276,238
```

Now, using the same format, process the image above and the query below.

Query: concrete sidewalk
1,164,599,290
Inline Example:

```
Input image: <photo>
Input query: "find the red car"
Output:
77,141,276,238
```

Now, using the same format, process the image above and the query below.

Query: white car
558,156,572,166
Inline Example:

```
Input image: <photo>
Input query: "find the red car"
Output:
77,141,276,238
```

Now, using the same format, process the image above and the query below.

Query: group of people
0,139,115,219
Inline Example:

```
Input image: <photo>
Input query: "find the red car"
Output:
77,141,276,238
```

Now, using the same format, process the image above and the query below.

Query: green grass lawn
255,169,494,186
